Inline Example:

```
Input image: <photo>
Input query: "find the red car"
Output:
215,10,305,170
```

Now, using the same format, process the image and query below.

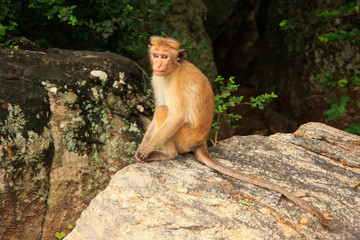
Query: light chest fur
151,74,174,108
151,71,198,125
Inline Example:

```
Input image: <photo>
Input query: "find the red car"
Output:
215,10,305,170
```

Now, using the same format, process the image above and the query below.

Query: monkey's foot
135,150,177,162
134,154,144,163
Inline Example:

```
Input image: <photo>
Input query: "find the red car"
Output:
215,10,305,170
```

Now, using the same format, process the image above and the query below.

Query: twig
352,179,360,189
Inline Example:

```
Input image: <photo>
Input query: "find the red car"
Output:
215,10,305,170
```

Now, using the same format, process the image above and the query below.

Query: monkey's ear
178,49,188,63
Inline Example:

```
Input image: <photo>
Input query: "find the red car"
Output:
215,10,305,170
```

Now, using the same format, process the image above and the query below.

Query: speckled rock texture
66,122,360,240
0,48,150,240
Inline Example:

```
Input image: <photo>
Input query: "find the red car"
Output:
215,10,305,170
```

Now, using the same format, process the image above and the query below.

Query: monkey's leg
137,105,178,161
145,148,177,161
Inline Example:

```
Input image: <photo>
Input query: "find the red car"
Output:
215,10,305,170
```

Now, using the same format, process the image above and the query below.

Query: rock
256,0,360,132
204,0,259,83
65,122,360,240
165,0,218,81
0,48,150,240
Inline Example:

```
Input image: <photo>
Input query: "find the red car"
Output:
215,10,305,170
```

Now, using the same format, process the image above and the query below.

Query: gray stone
0,48,150,240
66,122,360,240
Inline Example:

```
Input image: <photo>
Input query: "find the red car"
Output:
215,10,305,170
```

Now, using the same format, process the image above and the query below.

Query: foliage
316,1,359,19
54,224,73,239
316,1,360,134
249,92,278,110
55,232,66,240
0,22,18,49
318,28,360,43
318,70,360,132
316,71,336,87
213,76,244,131
279,1,360,134
0,0,171,55
324,96,350,121
279,19,294,30
211,76,278,145
0,0,19,49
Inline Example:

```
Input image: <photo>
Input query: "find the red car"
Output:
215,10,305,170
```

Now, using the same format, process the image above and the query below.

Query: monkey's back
173,61,215,150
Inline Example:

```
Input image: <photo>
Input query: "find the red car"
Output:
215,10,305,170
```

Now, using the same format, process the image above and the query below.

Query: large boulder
256,1,360,132
165,0,218,81
65,122,360,239
0,48,150,240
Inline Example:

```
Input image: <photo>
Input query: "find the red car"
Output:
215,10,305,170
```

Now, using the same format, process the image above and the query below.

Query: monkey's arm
138,120,156,148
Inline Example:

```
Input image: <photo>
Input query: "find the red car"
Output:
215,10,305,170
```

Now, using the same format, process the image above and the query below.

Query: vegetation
54,224,74,239
279,1,360,134
211,76,277,145
0,0,170,54
1,0,276,138
54,232,66,240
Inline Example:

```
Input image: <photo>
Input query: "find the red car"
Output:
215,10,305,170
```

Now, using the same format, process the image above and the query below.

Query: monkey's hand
135,143,154,162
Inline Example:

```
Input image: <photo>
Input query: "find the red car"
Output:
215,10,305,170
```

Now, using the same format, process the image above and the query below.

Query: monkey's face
150,49,177,76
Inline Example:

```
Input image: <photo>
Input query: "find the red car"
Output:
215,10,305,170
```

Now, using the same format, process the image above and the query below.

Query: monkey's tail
195,148,331,228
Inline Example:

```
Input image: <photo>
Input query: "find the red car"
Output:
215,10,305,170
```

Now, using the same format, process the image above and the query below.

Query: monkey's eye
161,54,168,59
153,53,159,58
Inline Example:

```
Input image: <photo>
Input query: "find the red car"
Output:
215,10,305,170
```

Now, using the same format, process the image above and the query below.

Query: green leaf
329,10,341,16
345,123,360,134
350,74,360,85
326,97,337,104
340,96,350,105
222,90,230,98
337,79,348,87
229,76,235,84
279,19,294,30
279,20,287,27
55,232,66,239
0,24,8,36
337,106,347,116
241,200,251,206
318,36,328,42
212,121,220,130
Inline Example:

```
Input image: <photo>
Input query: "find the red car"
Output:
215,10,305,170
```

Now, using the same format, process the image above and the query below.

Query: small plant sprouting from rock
211,76,278,145
54,224,74,239
54,232,66,240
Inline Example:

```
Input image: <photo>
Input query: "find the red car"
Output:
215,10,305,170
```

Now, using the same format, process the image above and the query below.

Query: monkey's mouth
153,70,166,76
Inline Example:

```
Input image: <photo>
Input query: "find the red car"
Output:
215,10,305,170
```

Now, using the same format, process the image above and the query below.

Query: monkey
135,36,331,228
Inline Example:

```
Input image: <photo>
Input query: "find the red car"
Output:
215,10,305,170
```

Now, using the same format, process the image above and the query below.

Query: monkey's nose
154,63,162,70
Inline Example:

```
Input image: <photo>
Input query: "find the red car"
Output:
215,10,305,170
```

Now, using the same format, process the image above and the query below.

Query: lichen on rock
0,48,151,240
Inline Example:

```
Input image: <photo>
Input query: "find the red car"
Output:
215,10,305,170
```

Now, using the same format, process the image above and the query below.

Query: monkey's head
149,36,187,76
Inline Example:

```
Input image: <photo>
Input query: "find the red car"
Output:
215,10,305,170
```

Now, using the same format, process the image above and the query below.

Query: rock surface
0,48,150,240
165,0,218,81
204,0,360,134
256,0,360,132
66,122,360,240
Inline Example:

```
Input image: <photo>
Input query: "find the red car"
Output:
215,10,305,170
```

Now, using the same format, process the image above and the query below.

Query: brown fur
135,36,331,228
